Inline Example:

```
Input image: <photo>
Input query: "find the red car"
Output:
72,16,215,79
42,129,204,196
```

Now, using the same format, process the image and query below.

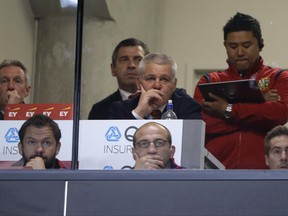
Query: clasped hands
133,85,164,118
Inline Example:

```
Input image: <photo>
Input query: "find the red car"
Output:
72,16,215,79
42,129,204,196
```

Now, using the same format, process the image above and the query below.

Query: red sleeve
194,75,239,135
194,71,288,134
232,71,288,129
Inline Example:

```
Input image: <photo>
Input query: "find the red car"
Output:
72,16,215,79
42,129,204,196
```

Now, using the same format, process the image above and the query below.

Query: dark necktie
128,92,141,99
0,111,4,120
151,110,162,119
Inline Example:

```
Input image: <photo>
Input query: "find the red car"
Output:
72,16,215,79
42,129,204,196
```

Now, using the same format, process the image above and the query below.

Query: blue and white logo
103,165,113,170
105,126,121,141
5,128,19,143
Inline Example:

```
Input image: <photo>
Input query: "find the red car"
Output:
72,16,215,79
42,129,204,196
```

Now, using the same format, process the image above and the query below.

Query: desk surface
0,169,287,180
1,170,288,216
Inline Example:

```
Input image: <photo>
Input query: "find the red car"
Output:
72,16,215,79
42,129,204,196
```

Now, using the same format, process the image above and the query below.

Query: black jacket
88,90,122,119
109,88,202,119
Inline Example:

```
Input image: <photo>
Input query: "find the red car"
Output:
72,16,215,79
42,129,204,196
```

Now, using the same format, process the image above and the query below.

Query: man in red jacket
194,12,288,169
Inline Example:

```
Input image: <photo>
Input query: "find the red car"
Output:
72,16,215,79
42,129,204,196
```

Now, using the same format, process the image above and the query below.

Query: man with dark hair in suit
88,38,150,119
109,53,201,119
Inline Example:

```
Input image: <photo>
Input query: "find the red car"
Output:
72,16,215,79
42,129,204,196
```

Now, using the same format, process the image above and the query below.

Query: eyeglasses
135,139,169,149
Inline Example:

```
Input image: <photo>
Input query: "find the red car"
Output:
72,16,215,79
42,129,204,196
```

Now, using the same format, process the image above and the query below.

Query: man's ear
265,155,270,167
170,145,175,159
259,38,264,52
111,63,116,77
173,78,177,89
132,147,138,161
18,142,24,156
24,85,31,97
56,142,61,155
136,78,141,90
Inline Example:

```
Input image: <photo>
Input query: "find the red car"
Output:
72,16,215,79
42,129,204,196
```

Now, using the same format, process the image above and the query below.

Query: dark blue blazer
88,90,122,119
109,88,202,119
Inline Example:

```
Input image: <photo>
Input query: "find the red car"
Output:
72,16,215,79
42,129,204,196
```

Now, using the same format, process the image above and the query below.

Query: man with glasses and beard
12,114,65,169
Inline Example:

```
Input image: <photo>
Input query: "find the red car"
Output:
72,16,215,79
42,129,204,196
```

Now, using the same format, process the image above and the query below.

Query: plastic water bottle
161,99,178,119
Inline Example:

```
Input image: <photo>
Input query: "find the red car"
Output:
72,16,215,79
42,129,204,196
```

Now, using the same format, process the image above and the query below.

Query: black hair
223,12,264,49
18,114,61,143
111,38,150,66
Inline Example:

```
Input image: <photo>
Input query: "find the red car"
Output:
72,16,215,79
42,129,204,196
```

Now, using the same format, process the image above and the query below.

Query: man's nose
7,81,15,90
35,144,44,153
147,143,157,154
153,78,162,90
237,46,245,56
127,59,136,69
281,151,288,160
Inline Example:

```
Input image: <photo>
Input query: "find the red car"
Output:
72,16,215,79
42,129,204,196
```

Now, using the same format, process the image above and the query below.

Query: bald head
133,122,172,146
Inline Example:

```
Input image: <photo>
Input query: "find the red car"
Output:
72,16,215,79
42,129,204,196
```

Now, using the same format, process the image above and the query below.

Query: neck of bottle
167,103,173,111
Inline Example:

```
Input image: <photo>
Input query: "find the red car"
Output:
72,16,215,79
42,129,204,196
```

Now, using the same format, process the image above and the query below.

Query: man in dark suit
88,38,150,119
109,53,201,119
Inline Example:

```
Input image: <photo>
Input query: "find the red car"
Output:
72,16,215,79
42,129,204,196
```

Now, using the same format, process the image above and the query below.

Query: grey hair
138,53,177,77
0,59,30,87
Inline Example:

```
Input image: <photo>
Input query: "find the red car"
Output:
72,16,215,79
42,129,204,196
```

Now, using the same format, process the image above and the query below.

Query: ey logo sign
105,126,121,141
5,128,19,143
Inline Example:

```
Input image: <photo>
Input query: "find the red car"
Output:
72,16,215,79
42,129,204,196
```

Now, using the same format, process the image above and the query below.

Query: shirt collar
158,104,166,112
119,89,131,100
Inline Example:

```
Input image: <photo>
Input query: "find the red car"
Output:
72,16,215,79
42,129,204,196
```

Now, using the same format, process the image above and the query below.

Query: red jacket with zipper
194,57,288,169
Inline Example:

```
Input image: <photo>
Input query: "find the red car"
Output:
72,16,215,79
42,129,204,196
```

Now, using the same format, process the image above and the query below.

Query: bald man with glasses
130,122,182,169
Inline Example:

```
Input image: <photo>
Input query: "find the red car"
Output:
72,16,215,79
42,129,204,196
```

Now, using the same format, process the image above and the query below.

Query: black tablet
198,79,265,103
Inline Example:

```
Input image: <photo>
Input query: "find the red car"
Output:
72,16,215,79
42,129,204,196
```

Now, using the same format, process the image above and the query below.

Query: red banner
4,104,73,120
